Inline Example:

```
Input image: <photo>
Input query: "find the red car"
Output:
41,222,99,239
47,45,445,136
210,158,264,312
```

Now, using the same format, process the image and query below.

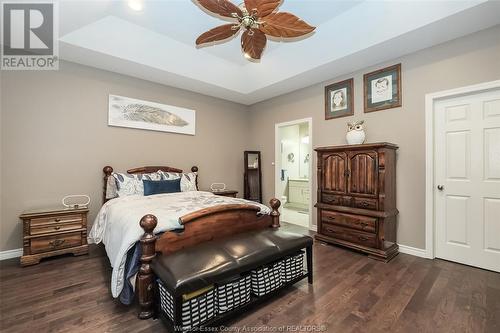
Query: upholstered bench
151,229,313,330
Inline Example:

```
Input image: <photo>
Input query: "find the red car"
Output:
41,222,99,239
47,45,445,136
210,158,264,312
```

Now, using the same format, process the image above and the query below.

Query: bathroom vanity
287,179,310,210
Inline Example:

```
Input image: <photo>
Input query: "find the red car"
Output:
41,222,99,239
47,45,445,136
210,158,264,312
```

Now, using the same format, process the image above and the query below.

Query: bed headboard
102,165,199,204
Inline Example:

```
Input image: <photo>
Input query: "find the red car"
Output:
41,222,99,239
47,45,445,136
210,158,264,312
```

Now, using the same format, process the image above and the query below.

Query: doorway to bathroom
275,118,313,229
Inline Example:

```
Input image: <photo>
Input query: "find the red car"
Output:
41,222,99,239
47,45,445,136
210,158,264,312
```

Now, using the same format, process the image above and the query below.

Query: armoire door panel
322,152,347,193
347,151,378,197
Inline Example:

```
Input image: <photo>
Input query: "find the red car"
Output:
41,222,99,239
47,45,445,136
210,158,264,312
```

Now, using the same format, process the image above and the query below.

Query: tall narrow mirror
244,151,262,203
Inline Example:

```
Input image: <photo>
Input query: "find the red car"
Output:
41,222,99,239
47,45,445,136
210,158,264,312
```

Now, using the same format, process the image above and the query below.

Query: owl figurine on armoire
346,120,366,144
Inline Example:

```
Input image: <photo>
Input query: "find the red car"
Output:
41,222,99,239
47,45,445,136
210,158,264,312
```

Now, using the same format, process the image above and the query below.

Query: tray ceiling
58,0,500,105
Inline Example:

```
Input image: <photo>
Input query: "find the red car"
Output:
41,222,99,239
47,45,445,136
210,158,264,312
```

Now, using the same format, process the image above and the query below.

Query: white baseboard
398,244,428,258
309,225,317,232
0,248,23,261
1,244,426,260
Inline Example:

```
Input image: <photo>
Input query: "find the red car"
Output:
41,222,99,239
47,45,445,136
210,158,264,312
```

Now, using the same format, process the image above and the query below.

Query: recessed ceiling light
128,0,143,11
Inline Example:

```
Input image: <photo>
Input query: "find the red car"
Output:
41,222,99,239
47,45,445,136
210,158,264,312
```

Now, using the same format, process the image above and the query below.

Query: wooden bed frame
101,165,281,319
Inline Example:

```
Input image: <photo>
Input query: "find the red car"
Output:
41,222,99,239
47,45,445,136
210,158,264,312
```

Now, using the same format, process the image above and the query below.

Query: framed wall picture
325,78,354,120
108,95,196,135
364,63,402,113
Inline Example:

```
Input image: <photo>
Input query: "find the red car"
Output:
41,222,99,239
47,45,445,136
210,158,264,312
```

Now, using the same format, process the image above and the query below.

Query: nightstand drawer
31,232,83,254
30,222,83,235
30,214,83,226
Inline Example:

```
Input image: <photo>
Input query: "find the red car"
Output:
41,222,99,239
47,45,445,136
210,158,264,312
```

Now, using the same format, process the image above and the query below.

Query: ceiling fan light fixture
195,0,315,61
128,0,143,12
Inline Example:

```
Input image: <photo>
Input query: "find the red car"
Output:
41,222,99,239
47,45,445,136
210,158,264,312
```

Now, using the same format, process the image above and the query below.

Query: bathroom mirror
244,151,262,203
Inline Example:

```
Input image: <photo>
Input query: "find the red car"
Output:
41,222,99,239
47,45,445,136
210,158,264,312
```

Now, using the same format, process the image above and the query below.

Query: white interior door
434,88,500,272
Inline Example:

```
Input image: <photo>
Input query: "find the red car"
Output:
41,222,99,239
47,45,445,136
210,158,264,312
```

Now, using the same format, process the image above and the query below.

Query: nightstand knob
54,218,61,222
54,226,61,230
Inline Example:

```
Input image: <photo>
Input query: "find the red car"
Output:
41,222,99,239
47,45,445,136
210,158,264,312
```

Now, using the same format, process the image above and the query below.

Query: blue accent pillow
143,178,181,196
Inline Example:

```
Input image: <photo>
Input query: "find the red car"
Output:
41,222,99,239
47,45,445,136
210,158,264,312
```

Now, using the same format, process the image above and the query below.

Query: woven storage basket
282,251,305,283
216,275,251,313
251,260,283,297
158,280,216,330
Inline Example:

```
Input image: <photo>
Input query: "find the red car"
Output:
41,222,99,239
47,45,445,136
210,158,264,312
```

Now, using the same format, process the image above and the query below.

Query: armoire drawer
322,193,341,205
321,224,376,248
352,198,378,210
322,194,354,207
321,211,376,233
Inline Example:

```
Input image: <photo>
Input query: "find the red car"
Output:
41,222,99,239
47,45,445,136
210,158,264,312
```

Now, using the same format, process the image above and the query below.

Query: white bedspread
88,191,271,298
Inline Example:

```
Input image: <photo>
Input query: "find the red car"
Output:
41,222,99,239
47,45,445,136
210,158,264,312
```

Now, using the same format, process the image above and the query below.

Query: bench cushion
151,229,313,294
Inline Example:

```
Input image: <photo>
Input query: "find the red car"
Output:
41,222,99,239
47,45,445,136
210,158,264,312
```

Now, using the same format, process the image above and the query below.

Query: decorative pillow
159,171,197,192
160,172,181,180
143,178,181,196
180,172,198,192
113,172,162,197
106,175,118,199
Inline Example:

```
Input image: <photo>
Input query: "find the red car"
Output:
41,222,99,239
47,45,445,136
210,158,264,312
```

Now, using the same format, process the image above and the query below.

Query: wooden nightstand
19,207,89,266
212,190,238,198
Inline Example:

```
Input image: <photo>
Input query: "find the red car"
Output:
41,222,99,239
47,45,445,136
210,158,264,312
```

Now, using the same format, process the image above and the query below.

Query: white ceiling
58,0,500,105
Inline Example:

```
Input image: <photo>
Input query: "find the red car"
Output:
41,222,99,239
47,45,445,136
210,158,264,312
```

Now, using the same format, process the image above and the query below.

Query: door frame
425,79,500,259
275,117,314,230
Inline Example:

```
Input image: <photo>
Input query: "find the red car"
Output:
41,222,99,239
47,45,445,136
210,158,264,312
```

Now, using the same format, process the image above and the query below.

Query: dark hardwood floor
1,223,499,333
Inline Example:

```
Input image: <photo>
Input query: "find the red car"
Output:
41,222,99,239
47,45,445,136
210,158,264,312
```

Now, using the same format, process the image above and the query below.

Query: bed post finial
103,165,113,176
138,214,157,320
191,166,199,190
270,198,281,228
102,166,113,204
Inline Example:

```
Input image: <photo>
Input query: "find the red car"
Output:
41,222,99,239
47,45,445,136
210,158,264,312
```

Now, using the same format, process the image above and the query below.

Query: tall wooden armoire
315,142,398,261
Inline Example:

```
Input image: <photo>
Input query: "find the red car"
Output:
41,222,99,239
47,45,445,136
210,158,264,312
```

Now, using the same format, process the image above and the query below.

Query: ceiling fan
194,0,316,61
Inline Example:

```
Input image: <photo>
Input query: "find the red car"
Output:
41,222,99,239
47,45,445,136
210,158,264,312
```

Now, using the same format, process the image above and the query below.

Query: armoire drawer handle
54,218,61,222
54,226,61,231
360,222,368,227
358,236,368,241
360,202,369,207
326,216,336,220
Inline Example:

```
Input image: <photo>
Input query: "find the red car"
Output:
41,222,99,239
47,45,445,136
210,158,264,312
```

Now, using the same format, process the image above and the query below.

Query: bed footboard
137,199,281,319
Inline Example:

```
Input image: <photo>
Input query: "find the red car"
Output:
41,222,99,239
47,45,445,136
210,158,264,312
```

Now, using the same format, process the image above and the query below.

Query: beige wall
248,26,500,249
1,26,499,252
0,61,250,251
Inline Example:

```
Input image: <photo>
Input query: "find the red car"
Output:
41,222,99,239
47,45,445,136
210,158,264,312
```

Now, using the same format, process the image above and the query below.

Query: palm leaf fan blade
244,0,280,17
196,0,242,18
196,24,241,45
241,29,267,60
259,12,315,38
244,0,258,14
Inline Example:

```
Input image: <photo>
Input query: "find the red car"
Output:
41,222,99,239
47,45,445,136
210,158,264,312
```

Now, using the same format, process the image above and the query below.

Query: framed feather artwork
108,95,196,135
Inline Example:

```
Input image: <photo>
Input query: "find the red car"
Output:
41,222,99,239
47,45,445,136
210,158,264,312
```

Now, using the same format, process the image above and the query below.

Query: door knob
437,185,444,191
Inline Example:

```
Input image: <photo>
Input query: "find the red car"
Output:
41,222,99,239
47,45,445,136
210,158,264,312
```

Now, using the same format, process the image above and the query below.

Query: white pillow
159,171,197,192
112,172,162,197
